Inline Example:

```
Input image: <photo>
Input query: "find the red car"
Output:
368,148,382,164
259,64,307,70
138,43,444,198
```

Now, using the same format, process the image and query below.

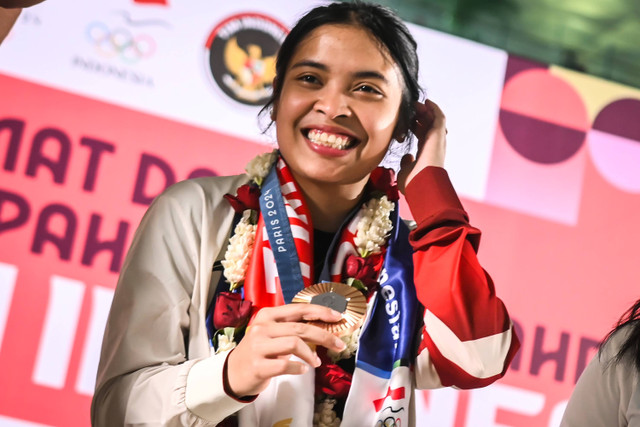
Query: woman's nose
314,86,350,119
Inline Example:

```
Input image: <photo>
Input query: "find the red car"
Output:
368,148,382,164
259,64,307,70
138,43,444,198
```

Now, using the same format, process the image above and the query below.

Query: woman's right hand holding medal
226,304,346,397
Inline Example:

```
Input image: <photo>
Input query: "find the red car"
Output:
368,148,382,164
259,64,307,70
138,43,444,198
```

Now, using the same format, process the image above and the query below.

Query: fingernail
315,354,322,367
330,309,341,317
335,337,346,350
301,364,309,373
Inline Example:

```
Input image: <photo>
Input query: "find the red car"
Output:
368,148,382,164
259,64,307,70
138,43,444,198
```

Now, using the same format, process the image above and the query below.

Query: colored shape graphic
589,98,640,193
500,69,589,164
485,60,588,225
500,110,586,163
133,0,168,4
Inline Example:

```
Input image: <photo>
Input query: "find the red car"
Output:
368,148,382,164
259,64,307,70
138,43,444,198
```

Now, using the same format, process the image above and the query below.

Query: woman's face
273,24,404,192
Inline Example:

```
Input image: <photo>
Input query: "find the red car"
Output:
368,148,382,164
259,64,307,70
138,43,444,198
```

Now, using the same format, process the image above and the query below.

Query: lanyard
259,165,305,304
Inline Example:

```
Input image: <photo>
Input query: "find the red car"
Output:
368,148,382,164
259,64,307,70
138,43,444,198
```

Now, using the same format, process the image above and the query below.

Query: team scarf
207,156,422,426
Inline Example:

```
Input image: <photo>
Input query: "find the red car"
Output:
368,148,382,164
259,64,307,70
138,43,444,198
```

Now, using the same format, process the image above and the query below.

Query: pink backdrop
1,1,639,426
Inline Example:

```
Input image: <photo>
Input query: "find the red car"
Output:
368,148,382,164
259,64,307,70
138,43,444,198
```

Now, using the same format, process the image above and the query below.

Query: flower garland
313,397,341,427
211,151,399,423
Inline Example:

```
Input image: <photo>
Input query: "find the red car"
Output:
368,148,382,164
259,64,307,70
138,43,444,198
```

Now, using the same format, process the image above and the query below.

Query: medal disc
292,282,366,337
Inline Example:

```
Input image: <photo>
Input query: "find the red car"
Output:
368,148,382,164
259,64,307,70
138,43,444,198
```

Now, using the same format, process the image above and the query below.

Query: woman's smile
273,24,405,194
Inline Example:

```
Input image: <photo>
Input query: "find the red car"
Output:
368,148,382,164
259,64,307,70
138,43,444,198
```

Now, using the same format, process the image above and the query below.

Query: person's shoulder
599,322,639,368
160,174,248,203
148,174,249,219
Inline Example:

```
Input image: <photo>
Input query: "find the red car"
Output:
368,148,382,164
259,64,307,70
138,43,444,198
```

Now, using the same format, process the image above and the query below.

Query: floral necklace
210,150,399,426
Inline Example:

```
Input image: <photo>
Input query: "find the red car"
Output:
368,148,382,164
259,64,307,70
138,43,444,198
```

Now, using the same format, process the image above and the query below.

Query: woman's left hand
396,99,447,192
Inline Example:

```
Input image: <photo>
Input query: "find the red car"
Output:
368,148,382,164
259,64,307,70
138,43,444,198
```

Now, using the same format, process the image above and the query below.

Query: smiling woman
91,2,520,426
272,24,406,232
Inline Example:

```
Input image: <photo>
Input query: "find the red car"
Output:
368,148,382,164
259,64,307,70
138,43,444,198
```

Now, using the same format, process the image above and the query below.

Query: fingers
398,99,448,191
227,340,314,396
250,321,346,353
248,355,313,381
254,302,343,324
226,304,347,396
414,99,435,127
253,335,322,368
413,99,445,133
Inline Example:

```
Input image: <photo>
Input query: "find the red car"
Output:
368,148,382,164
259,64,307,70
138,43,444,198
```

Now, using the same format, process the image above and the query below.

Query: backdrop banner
1,1,639,426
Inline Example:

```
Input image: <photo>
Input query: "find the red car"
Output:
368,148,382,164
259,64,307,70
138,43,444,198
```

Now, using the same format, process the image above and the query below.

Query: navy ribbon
259,164,305,304
355,203,421,378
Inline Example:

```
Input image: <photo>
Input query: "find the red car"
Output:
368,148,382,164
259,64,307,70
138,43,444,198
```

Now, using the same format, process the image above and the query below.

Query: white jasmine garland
219,153,397,410
313,397,341,427
245,149,278,185
221,210,257,290
215,328,237,354
327,326,361,362
353,195,394,257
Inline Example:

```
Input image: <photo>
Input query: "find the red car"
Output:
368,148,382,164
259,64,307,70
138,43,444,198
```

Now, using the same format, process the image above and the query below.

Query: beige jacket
561,326,640,426
91,168,517,426
91,175,249,426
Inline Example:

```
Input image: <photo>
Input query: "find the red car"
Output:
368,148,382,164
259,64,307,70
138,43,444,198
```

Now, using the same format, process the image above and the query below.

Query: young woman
91,2,519,426
561,299,640,426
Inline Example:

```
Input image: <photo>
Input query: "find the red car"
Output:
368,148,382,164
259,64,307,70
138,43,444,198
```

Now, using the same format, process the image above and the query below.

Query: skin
227,23,448,398
0,0,47,6
273,24,405,232
0,0,47,44
0,7,20,43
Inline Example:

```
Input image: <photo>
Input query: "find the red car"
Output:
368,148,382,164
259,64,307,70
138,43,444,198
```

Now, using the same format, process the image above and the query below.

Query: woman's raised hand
226,303,346,397
396,99,447,192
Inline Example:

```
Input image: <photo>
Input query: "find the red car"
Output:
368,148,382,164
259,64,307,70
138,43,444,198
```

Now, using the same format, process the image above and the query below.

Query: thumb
397,153,415,193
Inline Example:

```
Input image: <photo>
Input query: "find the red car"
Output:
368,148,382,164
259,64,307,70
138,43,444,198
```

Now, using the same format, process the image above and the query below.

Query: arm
397,100,518,390
91,178,249,426
405,167,519,389
91,176,347,425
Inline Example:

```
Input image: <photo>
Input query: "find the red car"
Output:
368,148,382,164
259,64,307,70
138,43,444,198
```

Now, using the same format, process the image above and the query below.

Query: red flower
224,184,260,213
345,253,384,293
369,167,399,201
315,364,352,399
213,292,252,329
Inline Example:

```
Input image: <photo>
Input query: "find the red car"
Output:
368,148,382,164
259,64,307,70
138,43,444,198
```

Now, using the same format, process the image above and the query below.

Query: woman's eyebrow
290,60,388,83
290,60,328,71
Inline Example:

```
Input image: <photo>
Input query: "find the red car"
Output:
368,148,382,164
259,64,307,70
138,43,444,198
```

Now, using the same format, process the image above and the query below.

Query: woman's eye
299,74,319,84
355,84,381,94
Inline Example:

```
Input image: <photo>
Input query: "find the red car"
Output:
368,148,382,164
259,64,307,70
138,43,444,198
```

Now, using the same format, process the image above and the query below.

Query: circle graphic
589,98,640,193
205,13,288,106
499,69,589,164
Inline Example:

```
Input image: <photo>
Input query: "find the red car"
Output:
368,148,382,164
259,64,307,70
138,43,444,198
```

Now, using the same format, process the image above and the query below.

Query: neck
297,179,368,232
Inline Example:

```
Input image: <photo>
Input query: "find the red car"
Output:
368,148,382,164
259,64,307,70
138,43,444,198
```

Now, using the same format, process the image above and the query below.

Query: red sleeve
405,167,520,389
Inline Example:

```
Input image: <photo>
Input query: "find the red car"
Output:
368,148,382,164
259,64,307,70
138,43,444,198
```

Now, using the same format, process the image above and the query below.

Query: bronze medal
292,282,366,337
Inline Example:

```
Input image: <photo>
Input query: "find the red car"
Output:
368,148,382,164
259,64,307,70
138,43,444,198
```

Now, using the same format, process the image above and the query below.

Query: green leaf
347,278,367,293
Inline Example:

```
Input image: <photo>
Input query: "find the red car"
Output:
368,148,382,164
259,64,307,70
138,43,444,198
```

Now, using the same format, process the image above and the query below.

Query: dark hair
261,0,422,140
600,298,640,372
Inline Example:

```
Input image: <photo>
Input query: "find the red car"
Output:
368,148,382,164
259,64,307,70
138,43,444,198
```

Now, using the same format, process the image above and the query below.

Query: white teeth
307,130,352,149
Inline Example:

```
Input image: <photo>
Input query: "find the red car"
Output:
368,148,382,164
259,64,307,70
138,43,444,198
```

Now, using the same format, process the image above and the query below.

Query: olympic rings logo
85,22,156,63
376,417,400,427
